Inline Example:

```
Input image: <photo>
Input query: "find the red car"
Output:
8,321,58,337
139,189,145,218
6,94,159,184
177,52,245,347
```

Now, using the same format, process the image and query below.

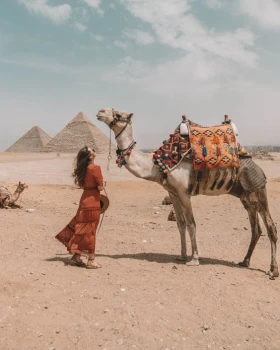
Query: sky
1,0,280,151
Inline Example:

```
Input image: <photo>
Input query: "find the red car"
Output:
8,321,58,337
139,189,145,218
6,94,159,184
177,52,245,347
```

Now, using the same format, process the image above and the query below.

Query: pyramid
6,126,52,153
42,112,114,153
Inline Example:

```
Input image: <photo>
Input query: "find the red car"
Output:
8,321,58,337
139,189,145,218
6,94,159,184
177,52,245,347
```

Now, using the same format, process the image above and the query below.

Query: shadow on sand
46,253,266,275
95,252,266,274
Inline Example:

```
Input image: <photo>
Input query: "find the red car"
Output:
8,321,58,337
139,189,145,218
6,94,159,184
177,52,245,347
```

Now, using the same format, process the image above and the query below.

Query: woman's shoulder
88,163,101,170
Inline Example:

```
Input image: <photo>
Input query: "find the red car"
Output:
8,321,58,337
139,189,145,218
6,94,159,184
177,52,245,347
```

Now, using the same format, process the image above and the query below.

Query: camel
0,181,28,209
96,108,278,278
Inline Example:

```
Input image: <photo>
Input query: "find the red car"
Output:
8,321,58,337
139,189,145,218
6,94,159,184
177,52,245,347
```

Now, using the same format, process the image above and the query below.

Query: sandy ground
1,152,280,350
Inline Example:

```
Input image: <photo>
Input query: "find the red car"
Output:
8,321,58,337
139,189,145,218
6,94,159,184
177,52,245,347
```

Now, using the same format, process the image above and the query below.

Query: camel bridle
106,108,135,171
109,108,132,139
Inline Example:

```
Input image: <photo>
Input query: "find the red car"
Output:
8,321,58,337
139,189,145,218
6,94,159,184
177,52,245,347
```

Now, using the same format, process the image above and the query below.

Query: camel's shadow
46,253,265,274
96,252,266,274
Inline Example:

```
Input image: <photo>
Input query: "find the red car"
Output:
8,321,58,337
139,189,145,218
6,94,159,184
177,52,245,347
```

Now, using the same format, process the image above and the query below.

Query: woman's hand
97,181,106,191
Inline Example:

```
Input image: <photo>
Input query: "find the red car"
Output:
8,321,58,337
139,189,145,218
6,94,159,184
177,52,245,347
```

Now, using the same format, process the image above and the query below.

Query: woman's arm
90,165,105,191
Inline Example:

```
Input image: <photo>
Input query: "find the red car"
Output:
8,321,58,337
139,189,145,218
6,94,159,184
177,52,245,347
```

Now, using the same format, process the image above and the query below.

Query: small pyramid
42,112,114,153
6,126,52,153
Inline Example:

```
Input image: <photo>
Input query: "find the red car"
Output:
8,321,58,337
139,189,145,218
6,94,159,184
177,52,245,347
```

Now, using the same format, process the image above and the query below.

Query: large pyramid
6,126,52,153
42,112,114,153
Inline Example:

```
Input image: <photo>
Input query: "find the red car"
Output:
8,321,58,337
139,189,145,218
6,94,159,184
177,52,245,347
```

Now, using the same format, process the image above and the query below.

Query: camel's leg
239,196,261,267
257,215,263,236
168,192,187,261
176,193,199,266
240,189,278,278
258,200,279,278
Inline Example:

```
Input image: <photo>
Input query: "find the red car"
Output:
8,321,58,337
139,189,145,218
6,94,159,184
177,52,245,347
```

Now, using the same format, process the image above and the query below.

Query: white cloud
91,34,103,41
102,53,235,99
123,29,154,45
82,0,104,15
83,0,100,7
18,0,72,24
113,40,129,49
74,22,87,32
239,0,280,28
206,0,224,9
119,0,258,67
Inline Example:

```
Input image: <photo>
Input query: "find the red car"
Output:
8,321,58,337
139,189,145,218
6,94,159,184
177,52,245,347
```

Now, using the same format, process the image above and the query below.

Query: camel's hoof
176,256,188,262
266,270,279,279
238,261,249,268
186,259,199,266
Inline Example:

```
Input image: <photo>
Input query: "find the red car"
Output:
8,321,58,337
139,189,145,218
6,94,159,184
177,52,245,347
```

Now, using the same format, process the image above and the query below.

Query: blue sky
1,0,280,151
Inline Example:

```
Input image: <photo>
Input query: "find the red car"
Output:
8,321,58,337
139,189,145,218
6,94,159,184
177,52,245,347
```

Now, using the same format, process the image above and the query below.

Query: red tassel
224,135,229,144
212,135,219,145
216,146,221,156
200,137,206,146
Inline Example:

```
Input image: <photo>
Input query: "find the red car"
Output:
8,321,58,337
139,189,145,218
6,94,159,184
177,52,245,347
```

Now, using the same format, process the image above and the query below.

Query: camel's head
96,108,133,133
18,181,28,192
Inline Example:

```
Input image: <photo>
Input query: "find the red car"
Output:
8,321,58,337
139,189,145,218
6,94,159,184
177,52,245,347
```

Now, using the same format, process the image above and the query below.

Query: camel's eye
116,113,122,119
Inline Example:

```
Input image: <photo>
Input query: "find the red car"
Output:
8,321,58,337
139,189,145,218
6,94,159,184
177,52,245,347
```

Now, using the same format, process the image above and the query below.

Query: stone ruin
252,147,274,161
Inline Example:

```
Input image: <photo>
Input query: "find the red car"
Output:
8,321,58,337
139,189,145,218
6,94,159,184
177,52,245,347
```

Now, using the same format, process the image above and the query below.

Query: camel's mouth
96,112,105,121
96,109,108,119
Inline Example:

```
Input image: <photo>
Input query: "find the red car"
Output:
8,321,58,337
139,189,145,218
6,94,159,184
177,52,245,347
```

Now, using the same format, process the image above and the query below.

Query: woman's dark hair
72,146,94,187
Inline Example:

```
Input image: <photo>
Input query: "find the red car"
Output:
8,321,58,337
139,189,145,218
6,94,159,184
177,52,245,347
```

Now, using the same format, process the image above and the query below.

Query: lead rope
107,128,112,171
97,187,108,235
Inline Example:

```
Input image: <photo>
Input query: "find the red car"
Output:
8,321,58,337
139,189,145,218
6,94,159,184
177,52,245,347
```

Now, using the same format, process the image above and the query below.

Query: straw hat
100,194,109,214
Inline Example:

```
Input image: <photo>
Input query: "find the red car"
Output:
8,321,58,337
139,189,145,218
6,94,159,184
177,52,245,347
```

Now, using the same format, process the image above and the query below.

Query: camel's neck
10,188,22,202
114,125,160,182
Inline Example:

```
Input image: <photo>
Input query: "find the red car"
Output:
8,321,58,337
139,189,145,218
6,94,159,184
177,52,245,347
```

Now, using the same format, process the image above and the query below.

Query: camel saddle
189,123,240,170
154,118,251,172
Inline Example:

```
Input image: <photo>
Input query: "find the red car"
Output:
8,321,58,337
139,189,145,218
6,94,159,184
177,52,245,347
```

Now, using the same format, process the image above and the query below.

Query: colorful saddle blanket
154,121,251,173
154,134,190,169
189,124,240,170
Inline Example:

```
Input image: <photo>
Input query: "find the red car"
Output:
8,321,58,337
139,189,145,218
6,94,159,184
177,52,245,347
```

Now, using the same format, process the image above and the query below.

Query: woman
55,146,105,269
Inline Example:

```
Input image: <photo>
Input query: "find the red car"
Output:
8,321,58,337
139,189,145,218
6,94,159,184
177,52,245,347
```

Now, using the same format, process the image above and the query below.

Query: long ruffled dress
55,164,103,255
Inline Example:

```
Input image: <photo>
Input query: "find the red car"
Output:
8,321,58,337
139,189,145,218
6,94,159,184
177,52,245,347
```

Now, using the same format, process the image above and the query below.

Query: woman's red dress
55,164,103,254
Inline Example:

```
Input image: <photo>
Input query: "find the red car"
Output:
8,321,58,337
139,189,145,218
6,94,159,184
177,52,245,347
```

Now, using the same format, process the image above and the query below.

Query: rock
162,196,172,205
26,209,35,213
168,209,176,221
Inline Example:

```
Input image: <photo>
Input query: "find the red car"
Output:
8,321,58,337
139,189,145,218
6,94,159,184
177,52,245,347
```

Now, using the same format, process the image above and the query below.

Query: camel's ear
128,113,133,119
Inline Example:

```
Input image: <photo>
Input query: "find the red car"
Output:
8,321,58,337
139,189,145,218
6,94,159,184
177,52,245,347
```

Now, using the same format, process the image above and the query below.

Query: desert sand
1,152,280,350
